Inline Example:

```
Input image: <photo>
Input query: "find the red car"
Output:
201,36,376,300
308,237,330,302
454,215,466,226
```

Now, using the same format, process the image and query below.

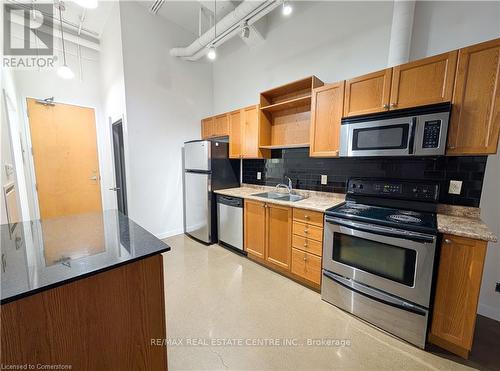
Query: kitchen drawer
291,248,322,285
293,208,323,227
292,234,322,257
293,221,323,242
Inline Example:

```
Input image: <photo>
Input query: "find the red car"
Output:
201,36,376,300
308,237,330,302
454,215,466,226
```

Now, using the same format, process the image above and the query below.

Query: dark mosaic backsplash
242,148,488,207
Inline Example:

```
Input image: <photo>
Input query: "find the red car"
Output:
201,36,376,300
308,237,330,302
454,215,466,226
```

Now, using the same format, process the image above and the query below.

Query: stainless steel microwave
340,103,451,157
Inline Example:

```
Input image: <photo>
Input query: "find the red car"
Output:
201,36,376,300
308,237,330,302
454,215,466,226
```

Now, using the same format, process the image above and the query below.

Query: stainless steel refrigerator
183,139,240,244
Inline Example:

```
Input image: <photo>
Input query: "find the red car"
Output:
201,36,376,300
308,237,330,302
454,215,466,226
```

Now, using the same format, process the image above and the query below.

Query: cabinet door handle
304,215,310,220
444,239,452,244
304,243,308,248
390,103,398,108
303,256,307,262
304,230,309,234
383,104,389,109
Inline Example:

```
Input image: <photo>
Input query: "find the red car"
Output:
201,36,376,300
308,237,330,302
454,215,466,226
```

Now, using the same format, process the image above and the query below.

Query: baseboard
478,302,500,322
156,228,184,240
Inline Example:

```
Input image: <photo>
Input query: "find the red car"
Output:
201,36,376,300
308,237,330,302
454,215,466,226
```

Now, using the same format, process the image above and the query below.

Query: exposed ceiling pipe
387,0,416,67
170,0,281,61
9,11,100,51
150,0,165,15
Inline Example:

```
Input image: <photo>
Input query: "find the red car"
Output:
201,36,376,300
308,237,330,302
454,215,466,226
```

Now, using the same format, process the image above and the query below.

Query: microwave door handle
408,117,417,154
322,271,427,316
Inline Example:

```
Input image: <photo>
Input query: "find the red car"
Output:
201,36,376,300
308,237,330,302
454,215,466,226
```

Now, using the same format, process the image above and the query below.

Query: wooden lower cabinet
266,204,292,270
244,200,266,259
429,234,488,359
244,204,323,289
291,249,322,285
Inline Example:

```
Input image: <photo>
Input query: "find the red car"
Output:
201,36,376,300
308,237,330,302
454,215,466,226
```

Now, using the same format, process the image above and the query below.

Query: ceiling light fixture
55,1,74,79
241,21,250,39
282,1,293,16
74,0,98,9
207,0,217,61
207,45,217,60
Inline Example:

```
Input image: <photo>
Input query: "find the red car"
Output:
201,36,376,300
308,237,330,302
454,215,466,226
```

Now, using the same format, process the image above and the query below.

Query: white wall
119,1,213,238
213,1,394,113
99,2,128,211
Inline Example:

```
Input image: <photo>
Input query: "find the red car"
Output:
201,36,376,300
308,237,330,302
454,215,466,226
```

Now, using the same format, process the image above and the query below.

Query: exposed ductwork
387,0,416,67
170,0,282,61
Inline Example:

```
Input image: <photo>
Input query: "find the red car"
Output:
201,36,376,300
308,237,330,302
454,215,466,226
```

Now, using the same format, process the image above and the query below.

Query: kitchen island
1,210,170,370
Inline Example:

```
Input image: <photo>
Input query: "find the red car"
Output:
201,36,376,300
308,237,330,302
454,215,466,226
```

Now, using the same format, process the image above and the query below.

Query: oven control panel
422,120,442,149
348,179,439,201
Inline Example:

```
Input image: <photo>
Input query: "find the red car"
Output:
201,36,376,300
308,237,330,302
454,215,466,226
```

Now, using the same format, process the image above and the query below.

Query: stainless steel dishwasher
217,195,244,253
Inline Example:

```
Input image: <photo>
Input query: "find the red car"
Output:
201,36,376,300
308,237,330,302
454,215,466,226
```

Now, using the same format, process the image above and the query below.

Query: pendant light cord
58,3,68,66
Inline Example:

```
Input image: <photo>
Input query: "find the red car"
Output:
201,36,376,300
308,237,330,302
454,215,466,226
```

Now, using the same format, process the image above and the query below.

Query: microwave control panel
422,120,442,148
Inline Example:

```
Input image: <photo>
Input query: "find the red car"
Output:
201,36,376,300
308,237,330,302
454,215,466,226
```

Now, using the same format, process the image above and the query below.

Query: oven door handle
322,270,427,316
325,216,435,243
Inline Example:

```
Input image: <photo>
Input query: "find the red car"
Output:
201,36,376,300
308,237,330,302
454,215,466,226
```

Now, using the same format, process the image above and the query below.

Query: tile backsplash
242,148,488,207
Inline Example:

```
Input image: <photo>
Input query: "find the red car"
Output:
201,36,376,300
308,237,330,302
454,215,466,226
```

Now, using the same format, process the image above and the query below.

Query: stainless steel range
321,178,440,348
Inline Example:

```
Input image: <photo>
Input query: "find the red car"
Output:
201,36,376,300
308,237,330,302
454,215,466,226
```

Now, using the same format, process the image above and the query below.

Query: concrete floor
163,234,473,371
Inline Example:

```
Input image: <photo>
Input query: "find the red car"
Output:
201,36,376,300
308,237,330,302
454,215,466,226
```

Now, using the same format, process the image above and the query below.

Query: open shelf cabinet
259,76,323,149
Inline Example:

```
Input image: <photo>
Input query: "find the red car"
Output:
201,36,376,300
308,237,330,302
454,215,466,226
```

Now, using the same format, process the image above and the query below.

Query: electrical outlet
496,282,500,293
448,180,462,195
257,172,261,180
321,175,328,185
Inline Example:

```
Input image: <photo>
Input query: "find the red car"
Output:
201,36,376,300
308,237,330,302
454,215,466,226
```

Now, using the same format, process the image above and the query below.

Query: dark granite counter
1,210,170,304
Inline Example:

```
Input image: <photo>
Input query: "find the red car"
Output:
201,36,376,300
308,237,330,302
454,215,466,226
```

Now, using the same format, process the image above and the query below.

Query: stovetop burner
387,214,423,224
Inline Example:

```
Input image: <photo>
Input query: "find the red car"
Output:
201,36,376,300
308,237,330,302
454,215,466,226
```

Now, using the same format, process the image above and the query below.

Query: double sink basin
251,192,307,202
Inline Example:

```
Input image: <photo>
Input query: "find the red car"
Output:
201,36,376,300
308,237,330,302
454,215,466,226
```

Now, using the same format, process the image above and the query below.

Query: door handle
109,187,120,191
89,176,98,181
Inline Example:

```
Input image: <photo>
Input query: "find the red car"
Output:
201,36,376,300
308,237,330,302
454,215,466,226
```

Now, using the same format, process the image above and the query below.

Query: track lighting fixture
282,1,292,16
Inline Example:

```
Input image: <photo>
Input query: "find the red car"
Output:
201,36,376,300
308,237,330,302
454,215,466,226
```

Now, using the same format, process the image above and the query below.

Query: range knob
352,183,357,189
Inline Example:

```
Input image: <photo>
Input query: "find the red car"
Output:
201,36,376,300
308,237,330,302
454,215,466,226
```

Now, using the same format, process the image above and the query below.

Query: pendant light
206,0,217,61
282,0,293,16
56,1,74,79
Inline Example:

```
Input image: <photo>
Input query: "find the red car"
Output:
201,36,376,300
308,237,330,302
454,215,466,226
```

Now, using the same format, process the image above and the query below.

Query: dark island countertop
1,210,170,304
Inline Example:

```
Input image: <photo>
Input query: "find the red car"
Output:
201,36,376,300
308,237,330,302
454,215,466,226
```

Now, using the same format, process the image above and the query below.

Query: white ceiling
58,0,115,38
139,0,241,36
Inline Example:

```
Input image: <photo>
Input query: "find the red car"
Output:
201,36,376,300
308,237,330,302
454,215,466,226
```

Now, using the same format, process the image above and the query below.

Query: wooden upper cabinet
214,114,229,137
310,82,345,157
266,204,292,271
429,235,488,359
244,200,266,259
228,109,242,159
241,105,269,159
390,51,458,110
344,68,392,117
201,117,214,139
447,38,500,155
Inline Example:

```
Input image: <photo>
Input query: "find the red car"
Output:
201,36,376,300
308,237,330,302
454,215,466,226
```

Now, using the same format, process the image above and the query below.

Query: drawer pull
303,257,307,261
304,230,309,234
444,239,452,244
303,243,308,248
305,215,310,220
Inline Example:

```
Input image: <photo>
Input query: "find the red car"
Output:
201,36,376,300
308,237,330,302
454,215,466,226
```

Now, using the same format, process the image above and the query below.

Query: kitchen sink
251,192,306,202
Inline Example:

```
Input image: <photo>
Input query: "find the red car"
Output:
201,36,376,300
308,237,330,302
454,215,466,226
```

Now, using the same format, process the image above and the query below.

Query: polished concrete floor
162,234,476,371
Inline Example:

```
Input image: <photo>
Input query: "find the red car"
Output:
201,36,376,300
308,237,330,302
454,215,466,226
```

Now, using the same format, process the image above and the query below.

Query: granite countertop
1,210,170,304
216,185,497,242
214,185,345,212
436,205,497,242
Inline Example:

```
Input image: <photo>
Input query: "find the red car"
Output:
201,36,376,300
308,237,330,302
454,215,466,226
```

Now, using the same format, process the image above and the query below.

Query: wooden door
429,235,487,359
447,38,500,155
244,200,266,259
214,114,229,137
201,117,214,139
228,109,242,158
26,98,102,219
266,204,292,270
310,82,345,157
344,68,392,117
390,51,457,110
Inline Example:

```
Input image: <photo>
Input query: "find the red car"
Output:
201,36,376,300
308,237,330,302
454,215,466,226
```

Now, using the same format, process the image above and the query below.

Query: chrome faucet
275,176,293,194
